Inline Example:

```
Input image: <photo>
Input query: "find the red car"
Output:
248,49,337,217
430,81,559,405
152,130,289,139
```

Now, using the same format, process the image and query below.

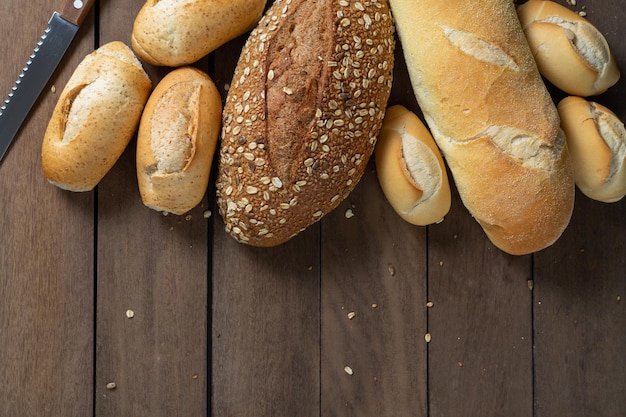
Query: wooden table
1,1,624,416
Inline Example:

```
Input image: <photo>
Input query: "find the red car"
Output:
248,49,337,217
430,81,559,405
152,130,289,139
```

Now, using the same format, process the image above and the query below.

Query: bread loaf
517,0,620,97
558,96,626,203
136,67,222,215
132,0,267,67
389,0,574,255
216,0,395,246
42,41,152,192
375,105,451,226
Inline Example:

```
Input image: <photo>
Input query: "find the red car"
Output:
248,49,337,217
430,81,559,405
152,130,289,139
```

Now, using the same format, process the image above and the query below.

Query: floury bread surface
216,0,395,246
389,0,574,255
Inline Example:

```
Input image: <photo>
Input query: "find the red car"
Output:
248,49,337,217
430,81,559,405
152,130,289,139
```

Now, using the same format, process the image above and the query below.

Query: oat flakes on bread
42,41,152,192
216,0,395,246
389,0,574,255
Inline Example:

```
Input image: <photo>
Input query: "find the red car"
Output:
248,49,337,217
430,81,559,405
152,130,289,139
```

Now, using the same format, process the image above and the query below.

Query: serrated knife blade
0,0,95,164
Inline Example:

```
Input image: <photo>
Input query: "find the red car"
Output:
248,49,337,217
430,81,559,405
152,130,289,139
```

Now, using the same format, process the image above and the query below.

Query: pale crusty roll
389,0,574,255
136,67,222,215
216,0,395,246
42,41,152,192
375,105,451,226
131,0,267,67
517,0,620,97
558,96,626,203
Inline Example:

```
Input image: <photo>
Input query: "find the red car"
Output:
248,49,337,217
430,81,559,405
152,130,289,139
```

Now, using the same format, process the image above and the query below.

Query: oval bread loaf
389,0,574,255
216,0,395,246
42,41,152,192
375,105,451,226
137,67,222,215
517,0,620,97
558,96,626,203
131,0,267,67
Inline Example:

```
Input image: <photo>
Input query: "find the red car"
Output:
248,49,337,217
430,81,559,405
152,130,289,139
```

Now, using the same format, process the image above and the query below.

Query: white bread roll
136,67,222,215
375,105,451,226
216,0,395,246
517,0,620,97
558,96,626,203
42,41,152,192
389,0,574,255
131,0,267,67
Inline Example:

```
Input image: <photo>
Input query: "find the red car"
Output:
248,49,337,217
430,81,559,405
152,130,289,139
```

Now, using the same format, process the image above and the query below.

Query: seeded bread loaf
517,0,620,97
132,0,267,67
375,105,451,226
42,41,152,192
136,67,222,215
389,0,574,255
216,0,395,246
558,96,626,203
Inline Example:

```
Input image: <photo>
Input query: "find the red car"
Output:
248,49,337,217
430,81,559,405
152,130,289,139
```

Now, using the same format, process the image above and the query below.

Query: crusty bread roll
375,105,451,226
216,0,395,246
558,96,626,203
131,0,267,67
389,0,574,255
136,67,222,215
42,41,152,192
517,0,620,97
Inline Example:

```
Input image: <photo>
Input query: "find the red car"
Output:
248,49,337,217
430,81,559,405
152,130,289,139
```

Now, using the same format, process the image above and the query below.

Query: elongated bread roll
42,41,152,192
375,105,451,226
216,0,395,246
517,0,620,97
389,0,574,255
137,67,222,215
132,0,267,67
558,96,626,203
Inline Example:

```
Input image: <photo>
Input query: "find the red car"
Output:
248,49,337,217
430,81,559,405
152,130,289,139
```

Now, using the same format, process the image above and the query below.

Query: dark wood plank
533,2,626,417
94,1,209,416
0,1,95,416
320,166,428,417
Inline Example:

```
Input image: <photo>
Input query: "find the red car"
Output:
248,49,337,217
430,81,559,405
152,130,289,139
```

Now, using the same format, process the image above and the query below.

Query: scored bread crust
389,0,574,255
42,41,152,192
132,0,267,67
136,67,222,215
375,105,451,226
216,0,395,246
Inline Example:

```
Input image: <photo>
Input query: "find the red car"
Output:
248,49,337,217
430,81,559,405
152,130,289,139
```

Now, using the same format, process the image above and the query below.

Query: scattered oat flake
125,309,135,319
578,11,587,17
425,333,432,343
344,366,354,375
106,382,117,390
426,301,434,308
347,311,356,320
344,208,355,218
203,210,212,219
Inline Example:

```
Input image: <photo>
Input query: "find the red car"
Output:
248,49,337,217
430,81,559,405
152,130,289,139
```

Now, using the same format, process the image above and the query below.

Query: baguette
132,0,267,67
215,0,395,246
558,96,626,203
375,105,451,226
42,41,152,192
136,67,222,215
517,0,620,97
389,0,574,255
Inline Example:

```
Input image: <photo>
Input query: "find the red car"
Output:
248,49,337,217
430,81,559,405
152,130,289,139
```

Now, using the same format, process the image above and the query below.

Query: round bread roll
215,0,395,246
131,0,267,67
136,67,222,215
375,105,451,226
42,41,152,192
517,0,620,97
558,96,626,203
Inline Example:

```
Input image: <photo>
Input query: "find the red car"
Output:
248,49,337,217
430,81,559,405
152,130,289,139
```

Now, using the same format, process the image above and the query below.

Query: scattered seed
618,295,622,302
371,303,378,308
344,366,354,375
125,309,134,319
457,361,463,367
106,382,117,390
51,85,56,93
191,375,199,380
345,208,355,218
425,333,432,343
388,264,396,276
185,214,192,221
203,210,212,219
578,11,587,17
439,260,444,267
426,301,434,308
347,311,356,320
527,280,534,290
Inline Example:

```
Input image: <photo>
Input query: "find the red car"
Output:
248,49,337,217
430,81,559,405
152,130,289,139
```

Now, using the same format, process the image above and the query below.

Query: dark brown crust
216,0,395,246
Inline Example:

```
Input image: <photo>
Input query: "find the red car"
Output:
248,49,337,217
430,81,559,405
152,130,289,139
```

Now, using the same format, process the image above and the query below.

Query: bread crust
558,96,626,203
375,105,451,226
137,67,222,215
132,0,267,67
42,41,152,192
216,0,395,246
517,0,620,97
389,0,574,255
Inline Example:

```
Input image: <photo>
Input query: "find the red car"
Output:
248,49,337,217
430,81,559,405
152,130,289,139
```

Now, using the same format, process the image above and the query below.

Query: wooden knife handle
59,0,97,26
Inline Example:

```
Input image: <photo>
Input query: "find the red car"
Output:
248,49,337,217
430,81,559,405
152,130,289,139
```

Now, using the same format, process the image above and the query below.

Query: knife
0,0,96,164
